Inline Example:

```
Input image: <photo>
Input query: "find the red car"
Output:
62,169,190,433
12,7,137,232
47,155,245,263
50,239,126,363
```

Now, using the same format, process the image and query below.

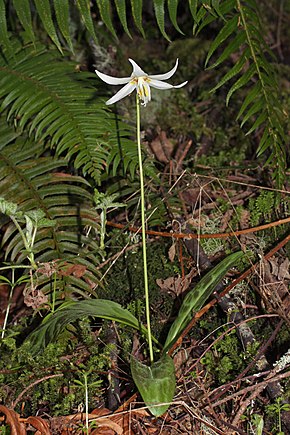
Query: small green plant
248,191,275,226
73,367,102,434
266,397,290,435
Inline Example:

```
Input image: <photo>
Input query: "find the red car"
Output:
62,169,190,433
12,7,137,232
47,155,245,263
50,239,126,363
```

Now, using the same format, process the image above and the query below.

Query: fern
0,121,101,298
2,0,287,184
197,0,287,185
0,39,138,184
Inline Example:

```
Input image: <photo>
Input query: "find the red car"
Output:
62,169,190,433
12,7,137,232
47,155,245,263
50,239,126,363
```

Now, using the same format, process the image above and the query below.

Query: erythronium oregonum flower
95,58,188,106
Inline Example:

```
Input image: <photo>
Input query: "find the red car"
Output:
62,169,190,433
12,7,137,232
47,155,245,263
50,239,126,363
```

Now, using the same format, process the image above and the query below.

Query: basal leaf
27,299,152,354
163,251,244,353
131,354,176,417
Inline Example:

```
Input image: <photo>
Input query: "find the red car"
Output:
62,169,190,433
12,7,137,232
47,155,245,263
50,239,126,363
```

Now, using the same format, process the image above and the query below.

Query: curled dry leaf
26,416,51,434
23,286,48,309
156,269,197,297
0,405,26,435
149,129,175,163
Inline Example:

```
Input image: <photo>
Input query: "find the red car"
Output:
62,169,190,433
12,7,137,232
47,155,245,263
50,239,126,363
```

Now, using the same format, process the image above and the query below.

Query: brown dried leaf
61,264,87,278
278,258,290,280
0,405,26,435
168,243,176,262
156,269,197,297
149,130,174,163
27,416,51,434
23,286,48,309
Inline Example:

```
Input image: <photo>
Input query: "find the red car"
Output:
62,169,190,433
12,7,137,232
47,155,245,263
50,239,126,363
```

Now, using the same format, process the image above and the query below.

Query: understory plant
0,0,287,422
24,59,245,416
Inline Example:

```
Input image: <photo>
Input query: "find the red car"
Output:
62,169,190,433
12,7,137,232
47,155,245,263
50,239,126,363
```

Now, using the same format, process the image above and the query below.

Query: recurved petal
106,81,136,105
148,59,179,81
95,69,131,85
149,79,188,90
128,59,147,77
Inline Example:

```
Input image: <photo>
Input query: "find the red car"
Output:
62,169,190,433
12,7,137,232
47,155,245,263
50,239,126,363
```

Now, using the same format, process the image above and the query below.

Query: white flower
95,59,188,106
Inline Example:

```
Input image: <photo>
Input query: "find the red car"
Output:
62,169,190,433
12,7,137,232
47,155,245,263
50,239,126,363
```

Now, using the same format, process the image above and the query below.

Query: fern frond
0,40,136,184
96,0,117,39
130,0,145,37
114,0,132,38
0,122,101,297
54,0,74,52
33,0,63,53
200,0,287,184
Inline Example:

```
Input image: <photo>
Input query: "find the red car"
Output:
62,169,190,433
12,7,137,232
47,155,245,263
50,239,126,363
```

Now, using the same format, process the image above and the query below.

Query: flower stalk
136,94,154,363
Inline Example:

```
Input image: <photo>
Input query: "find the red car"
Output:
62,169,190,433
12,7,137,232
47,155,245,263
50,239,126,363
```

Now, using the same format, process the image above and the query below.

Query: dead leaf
149,130,174,163
156,269,197,297
27,416,51,434
0,405,26,435
168,243,176,262
23,286,48,309
278,258,290,280
61,264,87,278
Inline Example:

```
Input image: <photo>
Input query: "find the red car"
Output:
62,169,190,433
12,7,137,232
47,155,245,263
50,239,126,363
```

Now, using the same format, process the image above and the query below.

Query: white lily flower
95,59,188,106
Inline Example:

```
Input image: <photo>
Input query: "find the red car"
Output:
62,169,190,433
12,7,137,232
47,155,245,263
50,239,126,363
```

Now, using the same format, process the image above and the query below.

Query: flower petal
148,59,179,81
149,79,188,90
128,59,147,77
106,81,136,105
95,69,131,85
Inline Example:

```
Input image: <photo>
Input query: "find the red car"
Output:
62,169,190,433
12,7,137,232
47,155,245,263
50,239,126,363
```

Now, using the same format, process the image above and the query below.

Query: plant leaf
12,0,35,43
96,0,117,39
131,354,176,417
76,0,98,44
53,0,74,52
33,0,62,53
163,251,244,352
27,299,152,354
114,0,131,38
0,0,12,55
130,0,145,37
153,0,171,42
167,0,184,34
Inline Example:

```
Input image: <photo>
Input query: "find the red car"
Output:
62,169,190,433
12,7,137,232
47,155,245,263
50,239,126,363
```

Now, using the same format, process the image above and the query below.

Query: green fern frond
96,0,117,39
0,122,101,297
167,0,185,35
201,0,287,184
12,0,35,44
53,0,74,52
0,40,136,183
114,0,132,38
33,0,63,53
76,0,98,43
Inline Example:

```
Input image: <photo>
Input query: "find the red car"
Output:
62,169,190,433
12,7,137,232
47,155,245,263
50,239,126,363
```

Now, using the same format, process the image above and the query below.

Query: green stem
136,94,154,363
84,372,89,433
10,215,37,269
1,269,15,339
